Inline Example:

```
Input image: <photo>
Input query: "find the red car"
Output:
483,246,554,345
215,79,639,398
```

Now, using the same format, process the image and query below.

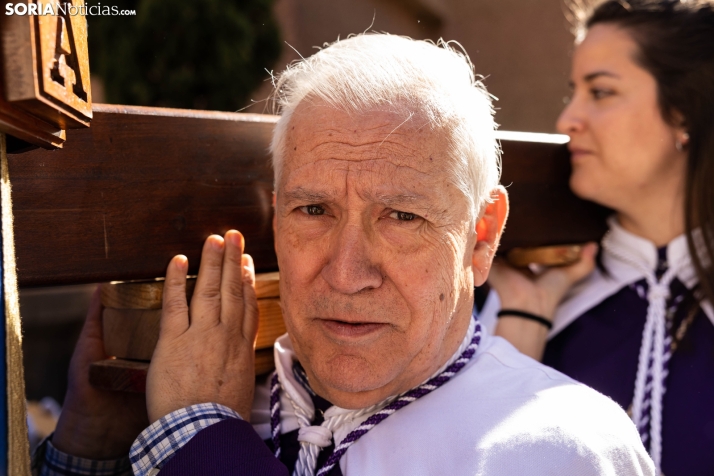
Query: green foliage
87,0,281,111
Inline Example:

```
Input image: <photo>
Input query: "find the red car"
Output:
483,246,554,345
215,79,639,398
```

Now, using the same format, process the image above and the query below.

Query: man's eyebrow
282,187,334,203
371,192,429,207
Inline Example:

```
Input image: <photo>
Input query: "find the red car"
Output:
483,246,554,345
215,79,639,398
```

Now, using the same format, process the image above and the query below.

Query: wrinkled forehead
278,101,464,205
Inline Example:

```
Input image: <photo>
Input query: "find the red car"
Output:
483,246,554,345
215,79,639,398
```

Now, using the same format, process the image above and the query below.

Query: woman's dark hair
572,0,714,305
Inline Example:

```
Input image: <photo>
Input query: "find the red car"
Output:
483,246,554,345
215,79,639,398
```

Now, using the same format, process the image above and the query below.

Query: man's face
274,102,476,408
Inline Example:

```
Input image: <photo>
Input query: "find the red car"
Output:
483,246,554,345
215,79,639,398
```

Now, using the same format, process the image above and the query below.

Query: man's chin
307,354,402,407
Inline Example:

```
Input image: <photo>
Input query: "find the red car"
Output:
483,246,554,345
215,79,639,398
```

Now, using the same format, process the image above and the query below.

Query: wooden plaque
1,1,92,128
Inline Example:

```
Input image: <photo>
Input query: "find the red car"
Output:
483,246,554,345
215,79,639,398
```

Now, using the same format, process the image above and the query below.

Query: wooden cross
0,5,609,473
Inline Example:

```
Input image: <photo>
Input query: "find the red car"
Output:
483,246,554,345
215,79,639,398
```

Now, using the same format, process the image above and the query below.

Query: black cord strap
497,309,553,330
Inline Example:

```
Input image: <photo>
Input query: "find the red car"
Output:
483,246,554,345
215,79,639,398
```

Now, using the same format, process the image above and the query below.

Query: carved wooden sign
0,0,92,148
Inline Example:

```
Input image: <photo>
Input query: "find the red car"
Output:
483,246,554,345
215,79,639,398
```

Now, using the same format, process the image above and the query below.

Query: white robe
250,323,654,475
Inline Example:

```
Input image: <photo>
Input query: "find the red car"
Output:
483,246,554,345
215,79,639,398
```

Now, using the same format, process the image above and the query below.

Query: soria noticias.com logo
5,2,136,16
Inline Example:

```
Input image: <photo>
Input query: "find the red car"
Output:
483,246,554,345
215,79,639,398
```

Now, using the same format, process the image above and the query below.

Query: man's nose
321,221,383,294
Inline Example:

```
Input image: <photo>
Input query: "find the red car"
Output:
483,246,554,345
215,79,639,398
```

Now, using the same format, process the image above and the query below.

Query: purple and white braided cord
603,235,682,475
270,319,482,476
638,307,675,448
270,372,282,458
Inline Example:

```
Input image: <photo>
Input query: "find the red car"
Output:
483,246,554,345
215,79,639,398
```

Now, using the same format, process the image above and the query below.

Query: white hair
269,33,501,220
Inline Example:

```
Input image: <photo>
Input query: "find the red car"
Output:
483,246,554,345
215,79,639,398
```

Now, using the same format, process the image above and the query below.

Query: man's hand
146,230,259,423
53,288,149,459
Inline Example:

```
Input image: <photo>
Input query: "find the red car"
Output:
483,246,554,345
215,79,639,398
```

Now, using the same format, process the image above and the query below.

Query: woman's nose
556,96,585,135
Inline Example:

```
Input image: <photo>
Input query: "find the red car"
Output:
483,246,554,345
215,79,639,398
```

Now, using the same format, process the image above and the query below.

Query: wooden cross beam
9,106,609,289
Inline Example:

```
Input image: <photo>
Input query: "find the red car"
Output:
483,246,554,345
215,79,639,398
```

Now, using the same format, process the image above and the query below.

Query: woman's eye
389,211,417,221
591,88,613,100
300,205,325,216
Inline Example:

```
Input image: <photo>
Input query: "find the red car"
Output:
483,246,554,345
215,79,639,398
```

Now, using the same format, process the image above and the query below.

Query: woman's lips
569,147,593,163
318,319,388,338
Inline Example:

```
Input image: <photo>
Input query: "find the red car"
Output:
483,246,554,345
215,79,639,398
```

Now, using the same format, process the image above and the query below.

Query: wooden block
103,298,286,360
100,280,195,310
255,298,285,350
254,347,276,376
506,245,583,268
100,273,280,309
89,358,148,393
103,308,160,361
89,348,275,393
255,272,280,298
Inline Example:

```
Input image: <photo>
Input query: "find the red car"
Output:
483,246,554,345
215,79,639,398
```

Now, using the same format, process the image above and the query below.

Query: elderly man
36,34,653,476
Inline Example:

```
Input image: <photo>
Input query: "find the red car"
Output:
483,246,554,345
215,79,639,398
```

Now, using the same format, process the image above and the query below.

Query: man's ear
472,186,509,286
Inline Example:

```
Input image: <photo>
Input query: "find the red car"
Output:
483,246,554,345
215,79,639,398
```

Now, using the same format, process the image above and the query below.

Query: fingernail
211,235,225,251
227,230,243,249
175,255,188,271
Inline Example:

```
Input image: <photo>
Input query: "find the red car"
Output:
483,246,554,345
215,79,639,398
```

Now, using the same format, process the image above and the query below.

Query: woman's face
556,24,687,213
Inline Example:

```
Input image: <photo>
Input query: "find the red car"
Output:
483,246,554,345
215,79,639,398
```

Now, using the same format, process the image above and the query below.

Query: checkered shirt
129,403,241,476
32,403,239,476
32,437,131,476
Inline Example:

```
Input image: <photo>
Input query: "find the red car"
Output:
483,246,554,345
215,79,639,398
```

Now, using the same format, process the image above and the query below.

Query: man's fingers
68,286,108,370
81,286,104,342
162,255,190,338
220,230,246,327
190,235,225,327
241,254,260,341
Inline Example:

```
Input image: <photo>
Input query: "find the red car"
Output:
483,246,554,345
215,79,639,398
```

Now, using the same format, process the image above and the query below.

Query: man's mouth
318,319,388,338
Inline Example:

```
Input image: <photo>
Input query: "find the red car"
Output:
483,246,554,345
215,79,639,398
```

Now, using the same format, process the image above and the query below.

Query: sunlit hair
269,33,501,221
568,0,714,305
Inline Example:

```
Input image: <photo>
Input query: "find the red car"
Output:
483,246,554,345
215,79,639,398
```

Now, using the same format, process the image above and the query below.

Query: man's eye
389,211,417,221
300,205,325,216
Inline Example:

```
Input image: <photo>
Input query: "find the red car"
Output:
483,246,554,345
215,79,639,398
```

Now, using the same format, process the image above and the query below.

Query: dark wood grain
498,140,610,250
11,106,608,287
89,359,148,394
12,104,279,287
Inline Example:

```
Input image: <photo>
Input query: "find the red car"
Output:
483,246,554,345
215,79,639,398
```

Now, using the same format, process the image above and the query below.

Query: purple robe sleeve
158,419,289,476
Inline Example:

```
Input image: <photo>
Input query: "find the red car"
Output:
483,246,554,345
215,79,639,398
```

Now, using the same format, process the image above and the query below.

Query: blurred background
21,0,576,444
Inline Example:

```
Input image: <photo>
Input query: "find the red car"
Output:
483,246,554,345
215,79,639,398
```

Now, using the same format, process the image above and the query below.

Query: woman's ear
472,186,509,286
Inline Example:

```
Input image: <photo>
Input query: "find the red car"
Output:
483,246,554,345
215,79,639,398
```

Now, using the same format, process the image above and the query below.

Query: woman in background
490,1,714,475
